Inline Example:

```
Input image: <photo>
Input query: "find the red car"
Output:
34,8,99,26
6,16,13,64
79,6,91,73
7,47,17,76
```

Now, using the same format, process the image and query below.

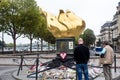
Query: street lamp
112,33,119,72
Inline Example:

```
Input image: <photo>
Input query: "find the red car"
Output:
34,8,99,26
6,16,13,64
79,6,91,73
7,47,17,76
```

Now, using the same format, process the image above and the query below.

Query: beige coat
99,45,114,65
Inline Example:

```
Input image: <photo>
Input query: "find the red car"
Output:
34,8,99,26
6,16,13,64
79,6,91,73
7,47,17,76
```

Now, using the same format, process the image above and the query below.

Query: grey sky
35,0,119,35
2,0,120,44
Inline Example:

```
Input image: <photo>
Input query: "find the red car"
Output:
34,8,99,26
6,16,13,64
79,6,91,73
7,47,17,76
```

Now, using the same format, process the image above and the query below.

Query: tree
0,0,9,52
0,0,25,54
0,0,45,53
19,0,46,53
0,0,8,27
34,14,56,51
6,43,14,47
82,28,96,47
43,31,56,51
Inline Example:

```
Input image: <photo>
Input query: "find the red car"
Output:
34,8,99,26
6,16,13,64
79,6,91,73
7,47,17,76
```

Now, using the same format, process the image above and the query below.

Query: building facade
100,2,120,50
100,21,112,42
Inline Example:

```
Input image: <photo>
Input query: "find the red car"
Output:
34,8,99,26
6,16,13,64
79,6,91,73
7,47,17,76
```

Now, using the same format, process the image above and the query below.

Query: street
0,66,17,80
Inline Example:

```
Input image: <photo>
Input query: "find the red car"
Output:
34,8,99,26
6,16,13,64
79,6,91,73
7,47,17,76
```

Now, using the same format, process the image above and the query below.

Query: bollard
114,54,116,72
17,55,24,76
36,54,39,80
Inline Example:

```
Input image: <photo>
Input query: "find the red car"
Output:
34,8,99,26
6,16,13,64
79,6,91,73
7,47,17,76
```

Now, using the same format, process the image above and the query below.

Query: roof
101,22,111,28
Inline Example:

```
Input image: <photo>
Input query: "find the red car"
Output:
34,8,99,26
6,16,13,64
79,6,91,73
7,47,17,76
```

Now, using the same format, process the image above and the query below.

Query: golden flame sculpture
43,9,85,38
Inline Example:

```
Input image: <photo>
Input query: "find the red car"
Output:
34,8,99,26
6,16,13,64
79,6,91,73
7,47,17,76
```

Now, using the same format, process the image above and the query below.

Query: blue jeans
76,64,89,80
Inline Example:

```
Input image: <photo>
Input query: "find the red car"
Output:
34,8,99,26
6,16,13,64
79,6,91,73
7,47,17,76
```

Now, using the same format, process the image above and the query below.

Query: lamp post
112,33,120,72
111,29,114,49
108,24,111,43
111,28,118,72
117,34,120,50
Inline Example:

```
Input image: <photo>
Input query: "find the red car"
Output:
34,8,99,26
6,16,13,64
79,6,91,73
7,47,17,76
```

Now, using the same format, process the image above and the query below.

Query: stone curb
12,71,22,80
12,70,34,80
0,68,17,75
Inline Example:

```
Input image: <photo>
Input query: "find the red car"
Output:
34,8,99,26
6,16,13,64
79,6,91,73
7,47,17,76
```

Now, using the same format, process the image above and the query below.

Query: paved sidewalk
13,67,33,80
0,53,120,80
12,54,120,80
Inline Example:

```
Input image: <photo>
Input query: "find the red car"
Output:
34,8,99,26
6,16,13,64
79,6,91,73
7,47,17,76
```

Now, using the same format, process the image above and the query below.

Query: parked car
93,47,103,56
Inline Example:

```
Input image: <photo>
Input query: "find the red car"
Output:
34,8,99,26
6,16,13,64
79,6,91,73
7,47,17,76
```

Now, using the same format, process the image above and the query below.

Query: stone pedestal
56,38,75,54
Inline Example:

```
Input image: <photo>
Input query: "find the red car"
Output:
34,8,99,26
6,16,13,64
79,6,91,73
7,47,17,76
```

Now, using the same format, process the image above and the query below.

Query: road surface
0,66,17,80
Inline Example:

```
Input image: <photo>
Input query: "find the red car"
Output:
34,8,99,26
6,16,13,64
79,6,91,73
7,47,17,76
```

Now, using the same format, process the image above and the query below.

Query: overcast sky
2,0,120,44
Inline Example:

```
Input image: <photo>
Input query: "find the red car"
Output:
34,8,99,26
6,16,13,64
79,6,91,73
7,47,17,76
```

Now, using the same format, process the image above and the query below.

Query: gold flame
42,9,85,38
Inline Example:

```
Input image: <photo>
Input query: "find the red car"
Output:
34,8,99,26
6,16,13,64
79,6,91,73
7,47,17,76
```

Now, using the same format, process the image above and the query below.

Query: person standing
99,41,114,80
74,38,90,80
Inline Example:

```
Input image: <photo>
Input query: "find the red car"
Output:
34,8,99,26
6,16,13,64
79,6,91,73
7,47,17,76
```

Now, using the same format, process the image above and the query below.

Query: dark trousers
103,64,112,80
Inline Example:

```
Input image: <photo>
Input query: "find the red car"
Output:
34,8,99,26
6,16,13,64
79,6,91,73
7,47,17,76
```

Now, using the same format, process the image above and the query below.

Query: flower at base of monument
89,68,102,78
58,65,67,70
28,63,47,73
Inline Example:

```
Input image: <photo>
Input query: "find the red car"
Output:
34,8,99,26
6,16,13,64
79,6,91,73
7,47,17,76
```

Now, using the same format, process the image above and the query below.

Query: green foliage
82,28,96,47
0,0,56,53
0,0,43,53
34,12,56,44
6,43,14,47
0,0,25,53
0,0,24,35
19,0,40,36
44,32,56,44
0,0,10,31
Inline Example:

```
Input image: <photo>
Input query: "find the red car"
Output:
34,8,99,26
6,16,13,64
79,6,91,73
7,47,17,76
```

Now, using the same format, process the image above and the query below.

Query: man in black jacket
74,38,90,80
